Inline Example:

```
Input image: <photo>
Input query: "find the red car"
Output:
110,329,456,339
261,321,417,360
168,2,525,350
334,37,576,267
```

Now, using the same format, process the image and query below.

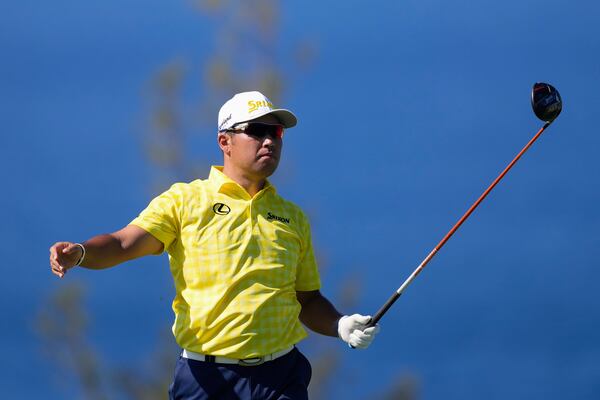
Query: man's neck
221,166,266,198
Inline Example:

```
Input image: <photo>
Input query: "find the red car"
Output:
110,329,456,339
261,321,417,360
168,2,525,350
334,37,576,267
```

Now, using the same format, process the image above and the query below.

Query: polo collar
208,166,276,199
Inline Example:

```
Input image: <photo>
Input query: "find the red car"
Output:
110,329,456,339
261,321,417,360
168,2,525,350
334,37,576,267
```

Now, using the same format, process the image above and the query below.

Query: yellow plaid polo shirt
130,166,321,358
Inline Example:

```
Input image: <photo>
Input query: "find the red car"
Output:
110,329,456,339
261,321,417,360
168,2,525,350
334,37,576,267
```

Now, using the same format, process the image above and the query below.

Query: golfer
49,91,379,400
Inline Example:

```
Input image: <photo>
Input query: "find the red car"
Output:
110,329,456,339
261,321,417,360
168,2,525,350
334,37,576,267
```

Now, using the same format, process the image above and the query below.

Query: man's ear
217,132,231,155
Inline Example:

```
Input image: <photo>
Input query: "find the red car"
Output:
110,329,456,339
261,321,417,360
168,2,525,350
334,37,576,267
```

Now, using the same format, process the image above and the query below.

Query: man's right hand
49,242,83,278
48,225,164,279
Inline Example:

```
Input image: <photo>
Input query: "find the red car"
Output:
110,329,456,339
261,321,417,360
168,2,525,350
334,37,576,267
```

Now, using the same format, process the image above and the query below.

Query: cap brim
244,109,297,129
268,109,297,128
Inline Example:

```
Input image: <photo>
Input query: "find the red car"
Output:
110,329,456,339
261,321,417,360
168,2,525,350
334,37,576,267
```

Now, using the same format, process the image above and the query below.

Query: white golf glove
337,314,380,349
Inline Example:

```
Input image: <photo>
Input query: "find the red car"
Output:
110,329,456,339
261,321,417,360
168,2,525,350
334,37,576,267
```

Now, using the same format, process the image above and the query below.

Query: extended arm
296,290,380,349
296,290,343,337
49,225,163,278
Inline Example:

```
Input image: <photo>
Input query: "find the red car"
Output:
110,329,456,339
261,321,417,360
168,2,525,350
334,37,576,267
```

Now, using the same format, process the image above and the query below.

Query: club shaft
369,121,552,327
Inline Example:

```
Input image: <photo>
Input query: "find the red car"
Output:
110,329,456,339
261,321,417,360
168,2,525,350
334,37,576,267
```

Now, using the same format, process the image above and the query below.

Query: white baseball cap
218,91,297,132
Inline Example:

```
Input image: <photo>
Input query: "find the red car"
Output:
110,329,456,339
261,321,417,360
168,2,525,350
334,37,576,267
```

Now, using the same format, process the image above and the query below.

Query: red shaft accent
369,121,552,327
433,121,551,254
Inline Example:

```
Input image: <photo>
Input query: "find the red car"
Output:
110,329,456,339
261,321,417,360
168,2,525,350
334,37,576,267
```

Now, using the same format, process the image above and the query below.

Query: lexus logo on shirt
212,203,231,215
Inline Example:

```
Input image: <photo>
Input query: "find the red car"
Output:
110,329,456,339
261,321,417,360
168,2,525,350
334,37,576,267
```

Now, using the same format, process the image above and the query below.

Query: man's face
220,114,284,180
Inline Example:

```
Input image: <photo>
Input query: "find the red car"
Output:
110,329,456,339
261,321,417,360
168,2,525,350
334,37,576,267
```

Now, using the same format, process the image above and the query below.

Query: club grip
367,292,402,328
350,292,402,349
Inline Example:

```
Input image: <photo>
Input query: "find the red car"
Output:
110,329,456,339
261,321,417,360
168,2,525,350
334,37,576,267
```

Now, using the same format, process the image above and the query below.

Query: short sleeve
129,184,183,253
295,211,321,291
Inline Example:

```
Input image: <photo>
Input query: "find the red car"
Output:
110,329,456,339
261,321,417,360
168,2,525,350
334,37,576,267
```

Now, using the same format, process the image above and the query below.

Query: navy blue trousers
169,348,312,400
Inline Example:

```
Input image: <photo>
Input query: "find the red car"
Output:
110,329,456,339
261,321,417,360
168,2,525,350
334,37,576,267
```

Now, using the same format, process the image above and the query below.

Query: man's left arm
297,290,380,349
296,290,342,337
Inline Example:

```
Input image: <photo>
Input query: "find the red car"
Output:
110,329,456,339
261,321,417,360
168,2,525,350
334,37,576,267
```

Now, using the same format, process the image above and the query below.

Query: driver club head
531,82,562,122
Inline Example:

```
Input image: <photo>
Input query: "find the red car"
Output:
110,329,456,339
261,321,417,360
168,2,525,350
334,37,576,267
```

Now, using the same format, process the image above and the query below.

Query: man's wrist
336,315,347,339
335,316,341,338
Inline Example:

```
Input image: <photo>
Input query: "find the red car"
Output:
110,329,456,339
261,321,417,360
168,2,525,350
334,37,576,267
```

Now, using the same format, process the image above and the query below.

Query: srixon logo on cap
248,100,274,113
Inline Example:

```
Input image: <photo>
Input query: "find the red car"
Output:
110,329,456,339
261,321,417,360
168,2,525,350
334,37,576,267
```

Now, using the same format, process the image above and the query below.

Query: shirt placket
249,192,264,230
248,198,254,227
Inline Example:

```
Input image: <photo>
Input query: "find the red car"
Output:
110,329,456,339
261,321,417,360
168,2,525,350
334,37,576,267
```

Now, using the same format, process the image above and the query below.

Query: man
49,91,380,399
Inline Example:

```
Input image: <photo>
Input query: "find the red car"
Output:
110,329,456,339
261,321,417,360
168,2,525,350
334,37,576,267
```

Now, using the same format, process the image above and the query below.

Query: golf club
365,82,562,329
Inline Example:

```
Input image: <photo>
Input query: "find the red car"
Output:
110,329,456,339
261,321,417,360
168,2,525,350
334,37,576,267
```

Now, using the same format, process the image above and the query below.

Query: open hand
49,242,82,278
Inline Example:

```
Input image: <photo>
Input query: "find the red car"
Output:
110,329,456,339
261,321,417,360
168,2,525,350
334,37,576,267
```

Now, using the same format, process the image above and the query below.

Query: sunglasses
225,122,284,139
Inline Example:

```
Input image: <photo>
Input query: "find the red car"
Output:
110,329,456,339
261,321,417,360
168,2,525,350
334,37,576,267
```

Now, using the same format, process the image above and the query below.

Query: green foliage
36,282,178,399
36,283,108,400
140,0,316,191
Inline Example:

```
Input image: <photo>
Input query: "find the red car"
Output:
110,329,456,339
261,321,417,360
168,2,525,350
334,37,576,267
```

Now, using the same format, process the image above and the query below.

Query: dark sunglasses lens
246,123,284,139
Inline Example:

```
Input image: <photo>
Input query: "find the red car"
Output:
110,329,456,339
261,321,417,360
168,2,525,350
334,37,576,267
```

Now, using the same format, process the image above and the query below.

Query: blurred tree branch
36,282,178,400
36,283,108,400
140,0,317,191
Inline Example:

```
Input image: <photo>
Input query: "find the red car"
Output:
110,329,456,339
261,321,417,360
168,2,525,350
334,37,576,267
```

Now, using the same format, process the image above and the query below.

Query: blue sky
2,1,599,399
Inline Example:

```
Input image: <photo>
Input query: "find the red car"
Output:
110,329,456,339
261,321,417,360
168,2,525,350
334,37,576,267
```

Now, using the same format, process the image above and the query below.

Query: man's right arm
49,225,164,278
